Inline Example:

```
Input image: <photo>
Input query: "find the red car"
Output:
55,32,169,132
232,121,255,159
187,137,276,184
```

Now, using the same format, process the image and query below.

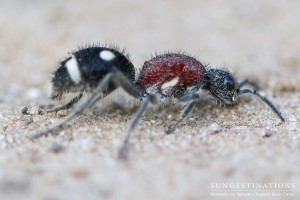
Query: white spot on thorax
65,55,81,84
99,50,115,61
161,77,179,90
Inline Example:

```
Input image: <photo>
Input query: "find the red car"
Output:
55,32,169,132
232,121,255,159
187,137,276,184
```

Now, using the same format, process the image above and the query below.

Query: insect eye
223,77,235,90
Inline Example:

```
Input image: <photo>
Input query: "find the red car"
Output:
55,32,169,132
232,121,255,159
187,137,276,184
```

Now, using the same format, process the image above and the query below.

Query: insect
28,47,284,159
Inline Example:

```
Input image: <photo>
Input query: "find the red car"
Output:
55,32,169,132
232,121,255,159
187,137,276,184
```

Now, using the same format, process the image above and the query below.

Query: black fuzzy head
204,68,238,105
50,46,135,99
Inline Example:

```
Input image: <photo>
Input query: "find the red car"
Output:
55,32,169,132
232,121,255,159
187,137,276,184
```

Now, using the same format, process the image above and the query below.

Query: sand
0,1,299,200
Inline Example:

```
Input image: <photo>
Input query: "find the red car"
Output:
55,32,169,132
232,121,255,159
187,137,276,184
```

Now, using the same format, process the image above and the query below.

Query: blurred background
1,0,299,97
0,0,299,199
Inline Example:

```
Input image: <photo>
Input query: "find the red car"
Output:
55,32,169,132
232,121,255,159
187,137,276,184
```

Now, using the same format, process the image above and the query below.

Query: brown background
0,0,299,199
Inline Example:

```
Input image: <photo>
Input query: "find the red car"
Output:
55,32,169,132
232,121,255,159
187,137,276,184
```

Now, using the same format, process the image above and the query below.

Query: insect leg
28,73,116,139
47,93,83,113
118,93,157,160
166,93,200,134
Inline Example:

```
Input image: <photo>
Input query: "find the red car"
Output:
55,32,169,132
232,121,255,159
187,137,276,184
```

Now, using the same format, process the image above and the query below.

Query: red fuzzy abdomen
136,53,206,95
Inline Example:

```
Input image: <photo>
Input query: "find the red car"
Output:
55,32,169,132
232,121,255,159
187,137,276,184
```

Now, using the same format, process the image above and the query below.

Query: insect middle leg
166,93,200,134
118,93,157,159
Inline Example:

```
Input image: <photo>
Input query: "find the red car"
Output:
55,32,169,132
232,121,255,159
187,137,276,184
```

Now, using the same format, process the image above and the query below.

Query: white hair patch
161,77,179,90
99,50,115,61
66,55,81,84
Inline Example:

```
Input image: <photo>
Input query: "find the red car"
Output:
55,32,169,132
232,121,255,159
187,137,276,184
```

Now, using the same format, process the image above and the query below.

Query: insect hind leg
47,93,83,113
29,72,120,139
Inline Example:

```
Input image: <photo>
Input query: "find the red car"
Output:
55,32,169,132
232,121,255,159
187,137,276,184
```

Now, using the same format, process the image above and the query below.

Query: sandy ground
0,0,299,200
